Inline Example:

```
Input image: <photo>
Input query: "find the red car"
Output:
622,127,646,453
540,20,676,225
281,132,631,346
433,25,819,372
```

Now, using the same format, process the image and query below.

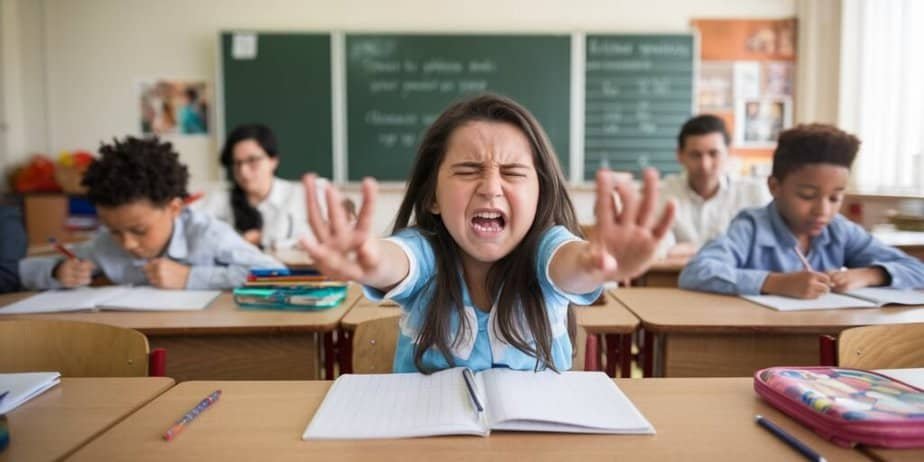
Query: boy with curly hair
679,124,924,298
19,136,281,290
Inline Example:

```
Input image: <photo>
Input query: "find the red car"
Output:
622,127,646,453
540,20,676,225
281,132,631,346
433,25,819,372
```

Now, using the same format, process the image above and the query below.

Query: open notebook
0,287,220,314
0,372,61,413
303,367,654,439
743,287,924,312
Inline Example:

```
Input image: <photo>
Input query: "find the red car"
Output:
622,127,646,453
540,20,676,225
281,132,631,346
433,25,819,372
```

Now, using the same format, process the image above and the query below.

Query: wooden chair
351,315,400,374
0,319,165,377
823,323,924,369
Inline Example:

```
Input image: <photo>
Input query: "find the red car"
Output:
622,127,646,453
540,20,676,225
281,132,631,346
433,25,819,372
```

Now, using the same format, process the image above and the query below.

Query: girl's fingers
351,178,378,248
303,174,331,243
325,182,350,244
613,174,639,225
635,167,659,228
594,169,616,230
650,199,676,241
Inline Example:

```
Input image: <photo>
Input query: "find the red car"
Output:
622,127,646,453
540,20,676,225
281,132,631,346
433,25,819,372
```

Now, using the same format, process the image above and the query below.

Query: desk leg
620,334,632,378
604,335,617,377
323,331,336,380
340,329,354,374
641,328,655,378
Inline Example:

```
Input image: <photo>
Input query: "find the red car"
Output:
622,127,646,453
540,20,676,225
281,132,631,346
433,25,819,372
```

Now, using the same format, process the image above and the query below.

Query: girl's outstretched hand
301,174,381,282
582,168,675,281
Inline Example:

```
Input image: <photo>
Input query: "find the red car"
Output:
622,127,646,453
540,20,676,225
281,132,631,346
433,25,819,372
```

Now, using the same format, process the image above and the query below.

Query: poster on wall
736,98,791,148
139,79,210,136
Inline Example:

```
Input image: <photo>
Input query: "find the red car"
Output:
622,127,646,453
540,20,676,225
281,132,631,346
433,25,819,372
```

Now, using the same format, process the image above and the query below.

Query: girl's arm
301,175,408,292
550,168,675,294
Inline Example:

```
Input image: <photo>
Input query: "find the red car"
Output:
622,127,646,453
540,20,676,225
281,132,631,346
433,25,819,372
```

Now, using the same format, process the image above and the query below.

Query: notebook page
303,368,485,439
97,288,220,311
742,293,877,311
0,372,61,413
847,288,924,306
480,369,654,434
0,287,128,314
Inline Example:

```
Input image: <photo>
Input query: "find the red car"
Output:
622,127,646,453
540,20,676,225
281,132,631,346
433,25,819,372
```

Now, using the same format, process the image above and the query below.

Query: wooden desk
632,257,688,287
337,291,639,377
0,377,173,462
872,226,924,260
574,290,639,377
0,286,362,381
67,378,870,462
612,288,924,377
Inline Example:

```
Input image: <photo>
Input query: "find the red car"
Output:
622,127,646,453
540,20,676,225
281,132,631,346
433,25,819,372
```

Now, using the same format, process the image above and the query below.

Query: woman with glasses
195,124,329,249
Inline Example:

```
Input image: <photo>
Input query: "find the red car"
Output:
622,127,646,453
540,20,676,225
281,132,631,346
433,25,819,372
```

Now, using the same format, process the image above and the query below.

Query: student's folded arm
678,217,769,295
842,220,924,289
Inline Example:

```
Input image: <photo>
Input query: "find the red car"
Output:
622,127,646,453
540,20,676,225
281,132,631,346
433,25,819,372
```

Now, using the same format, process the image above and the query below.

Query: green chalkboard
221,32,333,180
584,34,694,180
345,34,571,181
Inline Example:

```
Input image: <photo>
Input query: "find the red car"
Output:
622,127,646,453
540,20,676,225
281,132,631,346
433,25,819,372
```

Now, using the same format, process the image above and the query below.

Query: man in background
657,114,771,258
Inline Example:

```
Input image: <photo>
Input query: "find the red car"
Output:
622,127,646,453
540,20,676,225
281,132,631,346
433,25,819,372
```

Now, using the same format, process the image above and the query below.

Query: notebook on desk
303,367,654,440
743,287,924,311
0,287,220,314
0,372,61,414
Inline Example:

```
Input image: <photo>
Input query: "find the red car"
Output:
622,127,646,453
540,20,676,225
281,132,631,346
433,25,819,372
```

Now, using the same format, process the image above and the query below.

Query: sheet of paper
98,288,219,311
0,372,61,414
847,288,924,306
742,293,877,311
303,369,484,439
0,287,128,314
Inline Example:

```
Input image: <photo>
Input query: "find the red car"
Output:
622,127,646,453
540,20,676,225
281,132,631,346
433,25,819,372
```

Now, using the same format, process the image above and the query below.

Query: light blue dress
363,225,602,373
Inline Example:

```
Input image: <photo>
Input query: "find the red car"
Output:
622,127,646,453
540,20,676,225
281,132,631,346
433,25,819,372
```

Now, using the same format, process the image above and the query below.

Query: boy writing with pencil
19,136,281,290
679,124,924,298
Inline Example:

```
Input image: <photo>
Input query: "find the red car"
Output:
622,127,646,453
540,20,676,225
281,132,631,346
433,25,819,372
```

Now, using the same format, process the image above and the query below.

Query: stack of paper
0,372,61,413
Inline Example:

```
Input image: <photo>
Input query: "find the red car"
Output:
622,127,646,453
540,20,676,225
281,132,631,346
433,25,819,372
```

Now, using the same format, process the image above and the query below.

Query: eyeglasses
232,155,269,170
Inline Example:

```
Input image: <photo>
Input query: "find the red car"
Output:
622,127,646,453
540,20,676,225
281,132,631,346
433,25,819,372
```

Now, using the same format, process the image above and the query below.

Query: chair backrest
352,315,400,374
0,319,150,377
838,323,924,369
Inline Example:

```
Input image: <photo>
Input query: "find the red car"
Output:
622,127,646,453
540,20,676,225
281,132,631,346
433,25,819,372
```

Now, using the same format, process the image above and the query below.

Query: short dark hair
771,123,860,180
82,136,189,207
677,114,730,150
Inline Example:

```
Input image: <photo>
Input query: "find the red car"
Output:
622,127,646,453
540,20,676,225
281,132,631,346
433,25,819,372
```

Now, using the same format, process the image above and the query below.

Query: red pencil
49,238,77,259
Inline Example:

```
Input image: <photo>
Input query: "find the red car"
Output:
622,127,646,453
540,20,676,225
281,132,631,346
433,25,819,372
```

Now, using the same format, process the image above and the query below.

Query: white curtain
840,0,924,191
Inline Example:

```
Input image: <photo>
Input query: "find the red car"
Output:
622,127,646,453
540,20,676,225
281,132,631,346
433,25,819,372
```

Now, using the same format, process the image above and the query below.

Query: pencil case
753,367,924,448
232,286,347,311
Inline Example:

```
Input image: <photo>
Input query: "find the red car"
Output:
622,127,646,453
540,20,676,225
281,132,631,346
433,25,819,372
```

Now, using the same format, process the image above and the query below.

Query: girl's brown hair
393,93,580,373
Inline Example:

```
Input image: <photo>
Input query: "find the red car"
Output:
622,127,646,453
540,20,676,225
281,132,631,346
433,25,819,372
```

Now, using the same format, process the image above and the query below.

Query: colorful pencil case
754,367,924,448
232,286,347,311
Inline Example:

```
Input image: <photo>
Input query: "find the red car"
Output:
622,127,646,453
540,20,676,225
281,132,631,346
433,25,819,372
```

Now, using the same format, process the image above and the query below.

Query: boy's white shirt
656,172,771,255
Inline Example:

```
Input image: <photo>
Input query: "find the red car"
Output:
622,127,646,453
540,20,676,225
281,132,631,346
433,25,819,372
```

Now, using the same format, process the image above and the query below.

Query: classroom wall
3,0,800,233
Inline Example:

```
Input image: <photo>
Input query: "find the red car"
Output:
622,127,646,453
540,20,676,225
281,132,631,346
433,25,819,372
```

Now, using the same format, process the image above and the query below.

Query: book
0,287,220,314
0,372,61,413
233,286,347,310
743,287,924,311
302,367,654,440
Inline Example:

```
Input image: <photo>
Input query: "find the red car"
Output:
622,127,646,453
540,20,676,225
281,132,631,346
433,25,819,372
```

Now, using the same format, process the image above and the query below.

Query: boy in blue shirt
679,124,924,298
19,136,281,290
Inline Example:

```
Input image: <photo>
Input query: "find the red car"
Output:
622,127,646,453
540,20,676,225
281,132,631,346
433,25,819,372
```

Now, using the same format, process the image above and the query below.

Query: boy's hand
827,267,887,292
54,259,96,288
584,168,675,281
143,258,190,289
301,174,382,282
762,271,832,299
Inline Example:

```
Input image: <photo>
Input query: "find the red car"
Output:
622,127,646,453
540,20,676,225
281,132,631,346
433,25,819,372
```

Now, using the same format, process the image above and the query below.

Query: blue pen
461,368,483,413
756,415,826,462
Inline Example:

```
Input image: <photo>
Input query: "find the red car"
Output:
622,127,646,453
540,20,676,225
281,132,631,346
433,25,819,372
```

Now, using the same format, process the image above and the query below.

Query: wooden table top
575,289,639,334
339,296,399,331
611,287,924,334
0,377,174,462
67,378,872,462
0,285,363,335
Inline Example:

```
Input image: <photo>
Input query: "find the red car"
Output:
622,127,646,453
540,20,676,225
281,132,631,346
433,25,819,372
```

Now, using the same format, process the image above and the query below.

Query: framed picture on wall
735,97,791,148
139,79,210,136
